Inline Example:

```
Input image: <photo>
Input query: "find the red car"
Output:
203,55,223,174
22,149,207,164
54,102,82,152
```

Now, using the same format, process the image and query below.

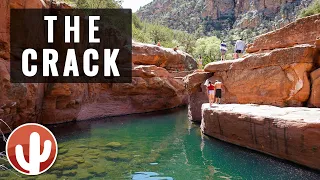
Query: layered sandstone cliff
0,0,196,132
132,42,197,72
201,104,320,170
185,13,320,122
137,0,314,34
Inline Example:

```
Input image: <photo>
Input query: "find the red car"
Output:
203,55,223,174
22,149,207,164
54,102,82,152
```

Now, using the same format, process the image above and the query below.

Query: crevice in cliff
304,48,320,107
304,71,312,107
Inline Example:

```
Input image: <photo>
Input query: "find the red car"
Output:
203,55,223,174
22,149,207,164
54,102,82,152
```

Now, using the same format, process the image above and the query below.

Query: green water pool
0,107,319,179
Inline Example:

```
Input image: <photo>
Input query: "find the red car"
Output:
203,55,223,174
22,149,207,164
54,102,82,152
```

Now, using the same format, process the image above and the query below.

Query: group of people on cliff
197,38,246,69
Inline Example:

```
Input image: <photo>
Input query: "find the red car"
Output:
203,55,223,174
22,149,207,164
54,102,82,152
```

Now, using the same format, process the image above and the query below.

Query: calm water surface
0,107,319,180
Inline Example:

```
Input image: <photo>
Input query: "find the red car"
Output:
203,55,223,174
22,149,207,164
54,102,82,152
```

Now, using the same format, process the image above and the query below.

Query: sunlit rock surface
201,103,320,170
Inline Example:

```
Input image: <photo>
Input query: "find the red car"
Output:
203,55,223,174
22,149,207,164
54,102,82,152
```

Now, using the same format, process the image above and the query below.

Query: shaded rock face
201,104,320,170
0,58,45,130
0,0,44,60
0,0,193,132
309,68,320,107
0,0,46,131
41,65,188,124
132,42,197,72
247,14,320,53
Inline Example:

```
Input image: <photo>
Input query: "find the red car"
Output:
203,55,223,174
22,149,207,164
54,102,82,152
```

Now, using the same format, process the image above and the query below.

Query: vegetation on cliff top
58,0,122,8
133,14,231,65
299,0,320,17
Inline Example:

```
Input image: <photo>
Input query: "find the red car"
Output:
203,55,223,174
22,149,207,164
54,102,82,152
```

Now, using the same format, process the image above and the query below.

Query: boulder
203,45,316,107
309,68,320,107
183,72,213,121
132,42,197,72
201,104,320,170
184,71,213,93
247,14,320,53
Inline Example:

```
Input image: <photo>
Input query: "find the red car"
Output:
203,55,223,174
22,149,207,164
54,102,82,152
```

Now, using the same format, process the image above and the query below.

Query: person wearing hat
214,80,223,104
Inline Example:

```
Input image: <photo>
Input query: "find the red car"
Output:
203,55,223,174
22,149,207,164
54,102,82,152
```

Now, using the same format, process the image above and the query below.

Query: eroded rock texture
247,14,320,53
201,104,320,170
40,65,188,124
185,14,320,122
0,0,196,132
132,42,197,72
204,45,316,107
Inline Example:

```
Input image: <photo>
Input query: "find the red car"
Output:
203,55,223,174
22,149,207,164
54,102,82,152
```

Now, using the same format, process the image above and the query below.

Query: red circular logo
6,123,58,175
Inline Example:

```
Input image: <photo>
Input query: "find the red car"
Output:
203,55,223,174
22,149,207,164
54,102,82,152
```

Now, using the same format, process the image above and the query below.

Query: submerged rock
78,162,94,168
0,171,10,177
62,170,77,176
105,152,131,161
35,174,57,180
106,142,122,148
52,161,78,170
76,171,93,180
58,149,68,155
88,166,107,176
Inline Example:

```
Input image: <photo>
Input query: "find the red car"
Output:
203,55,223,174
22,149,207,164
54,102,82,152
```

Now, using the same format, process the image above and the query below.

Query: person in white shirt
234,39,246,59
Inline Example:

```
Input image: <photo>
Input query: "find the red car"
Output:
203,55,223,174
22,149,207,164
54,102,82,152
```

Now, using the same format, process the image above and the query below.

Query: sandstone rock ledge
201,103,320,170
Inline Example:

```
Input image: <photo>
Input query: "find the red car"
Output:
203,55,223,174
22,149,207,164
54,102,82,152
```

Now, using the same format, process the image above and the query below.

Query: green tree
174,31,196,54
63,0,122,8
194,36,221,65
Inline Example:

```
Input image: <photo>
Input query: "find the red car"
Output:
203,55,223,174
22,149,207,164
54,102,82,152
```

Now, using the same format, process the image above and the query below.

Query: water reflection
132,172,173,180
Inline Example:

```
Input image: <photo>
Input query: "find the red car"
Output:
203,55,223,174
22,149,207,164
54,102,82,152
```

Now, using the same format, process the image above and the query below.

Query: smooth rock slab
201,103,320,170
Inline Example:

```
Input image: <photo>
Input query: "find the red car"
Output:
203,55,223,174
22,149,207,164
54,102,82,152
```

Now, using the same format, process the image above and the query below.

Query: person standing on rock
214,80,223,104
234,38,246,59
197,56,203,69
220,41,227,61
157,41,161,47
206,81,215,107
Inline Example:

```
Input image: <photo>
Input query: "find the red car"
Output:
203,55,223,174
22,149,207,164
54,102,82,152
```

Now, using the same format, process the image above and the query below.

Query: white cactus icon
15,132,52,175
